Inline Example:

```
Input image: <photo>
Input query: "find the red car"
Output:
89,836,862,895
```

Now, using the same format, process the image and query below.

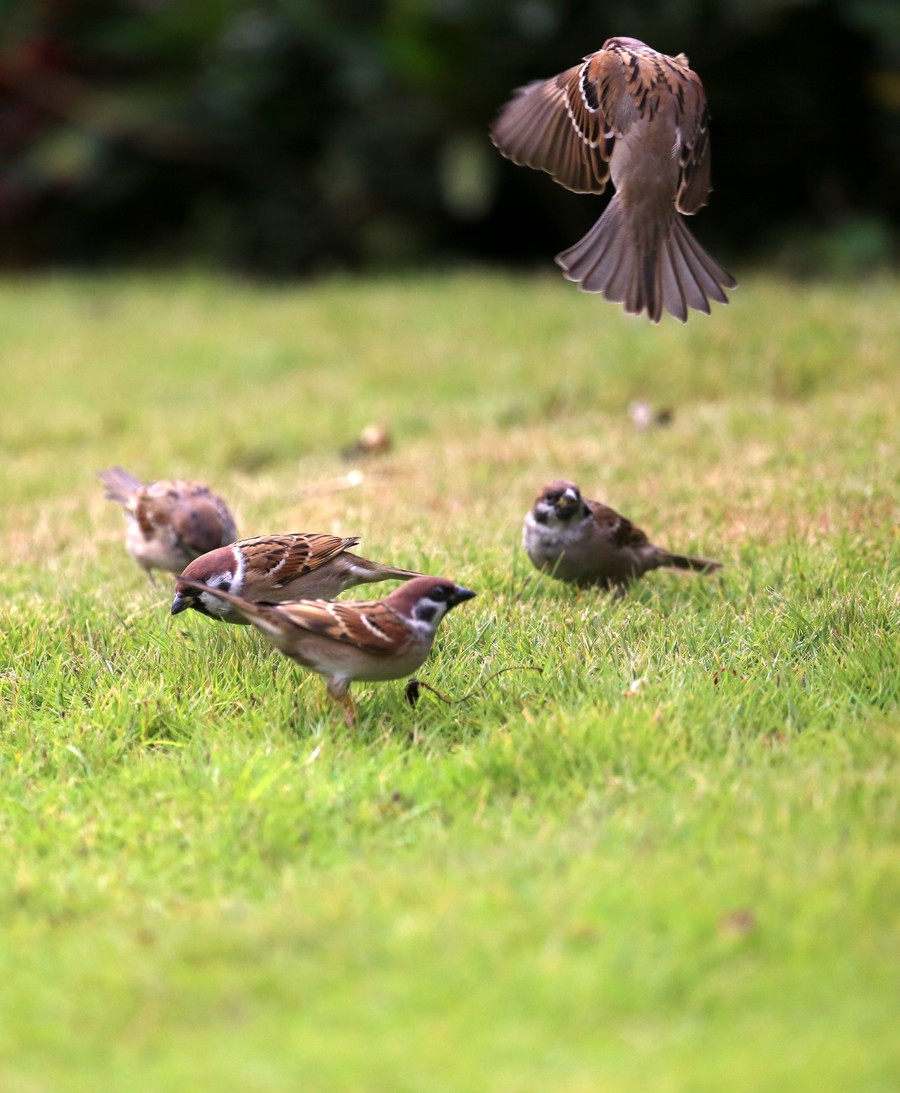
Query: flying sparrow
98,467,237,581
490,36,736,322
173,575,476,725
171,533,423,624
524,479,722,593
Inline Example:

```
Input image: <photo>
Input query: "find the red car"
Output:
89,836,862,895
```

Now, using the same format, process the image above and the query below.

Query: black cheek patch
415,604,438,624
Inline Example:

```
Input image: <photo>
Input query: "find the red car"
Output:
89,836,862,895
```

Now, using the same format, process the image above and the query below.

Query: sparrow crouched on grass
524,479,722,595
98,467,237,581
490,36,736,322
174,575,476,725
171,533,423,624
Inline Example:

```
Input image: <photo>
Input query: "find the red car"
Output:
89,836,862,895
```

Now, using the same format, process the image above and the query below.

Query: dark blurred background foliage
1,0,898,275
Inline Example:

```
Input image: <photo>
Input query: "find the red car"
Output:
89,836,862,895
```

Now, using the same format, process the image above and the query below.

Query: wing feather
275,600,412,656
490,58,618,195
238,533,361,588
586,500,651,551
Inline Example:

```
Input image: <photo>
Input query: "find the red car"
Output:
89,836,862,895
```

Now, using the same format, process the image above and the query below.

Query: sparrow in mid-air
98,467,237,580
171,532,423,623
490,36,736,322
173,575,476,725
523,479,722,594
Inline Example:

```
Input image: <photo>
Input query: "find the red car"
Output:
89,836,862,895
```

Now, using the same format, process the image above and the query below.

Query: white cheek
201,592,227,617
232,547,246,593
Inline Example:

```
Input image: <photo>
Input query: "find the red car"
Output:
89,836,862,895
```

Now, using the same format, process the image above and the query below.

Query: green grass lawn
1,270,897,1091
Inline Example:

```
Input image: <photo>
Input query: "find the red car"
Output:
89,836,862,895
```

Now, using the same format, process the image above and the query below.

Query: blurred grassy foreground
0,270,898,1091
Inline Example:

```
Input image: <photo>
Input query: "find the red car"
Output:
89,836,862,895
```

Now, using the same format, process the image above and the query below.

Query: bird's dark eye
428,586,448,602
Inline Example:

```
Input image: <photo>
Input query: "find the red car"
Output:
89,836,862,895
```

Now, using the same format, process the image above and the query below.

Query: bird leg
328,688,357,727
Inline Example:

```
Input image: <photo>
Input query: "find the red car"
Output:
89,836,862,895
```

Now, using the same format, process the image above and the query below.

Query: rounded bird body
98,467,237,580
491,37,735,322
524,479,722,593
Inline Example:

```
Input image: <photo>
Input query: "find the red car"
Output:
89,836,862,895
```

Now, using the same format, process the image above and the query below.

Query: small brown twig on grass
404,665,544,708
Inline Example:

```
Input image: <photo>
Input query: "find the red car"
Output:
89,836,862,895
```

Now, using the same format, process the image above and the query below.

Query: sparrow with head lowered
490,36,736,322
524,479,722,594
174,575,476,725
171,533,423,623
98,467,237,581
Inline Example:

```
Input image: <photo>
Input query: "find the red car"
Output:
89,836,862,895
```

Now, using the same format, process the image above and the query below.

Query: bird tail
555,196,736,323
345,556,423,585
656,551,723,575
97,466,144,505
368,564,424,584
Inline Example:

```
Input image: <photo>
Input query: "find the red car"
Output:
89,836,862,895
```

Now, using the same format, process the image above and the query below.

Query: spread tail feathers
555,196,736,323
97,466,144,505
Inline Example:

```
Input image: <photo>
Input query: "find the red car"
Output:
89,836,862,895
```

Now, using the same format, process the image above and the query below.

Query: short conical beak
170,591,190,616
451,586,476,606
554,487,580,514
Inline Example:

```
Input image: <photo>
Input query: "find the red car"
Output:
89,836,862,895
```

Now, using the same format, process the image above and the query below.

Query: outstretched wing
490,51,625,195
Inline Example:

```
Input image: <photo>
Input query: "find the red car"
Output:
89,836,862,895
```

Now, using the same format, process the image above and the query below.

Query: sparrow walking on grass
98,467,237,580
174,575,476,725
524,479,722,594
